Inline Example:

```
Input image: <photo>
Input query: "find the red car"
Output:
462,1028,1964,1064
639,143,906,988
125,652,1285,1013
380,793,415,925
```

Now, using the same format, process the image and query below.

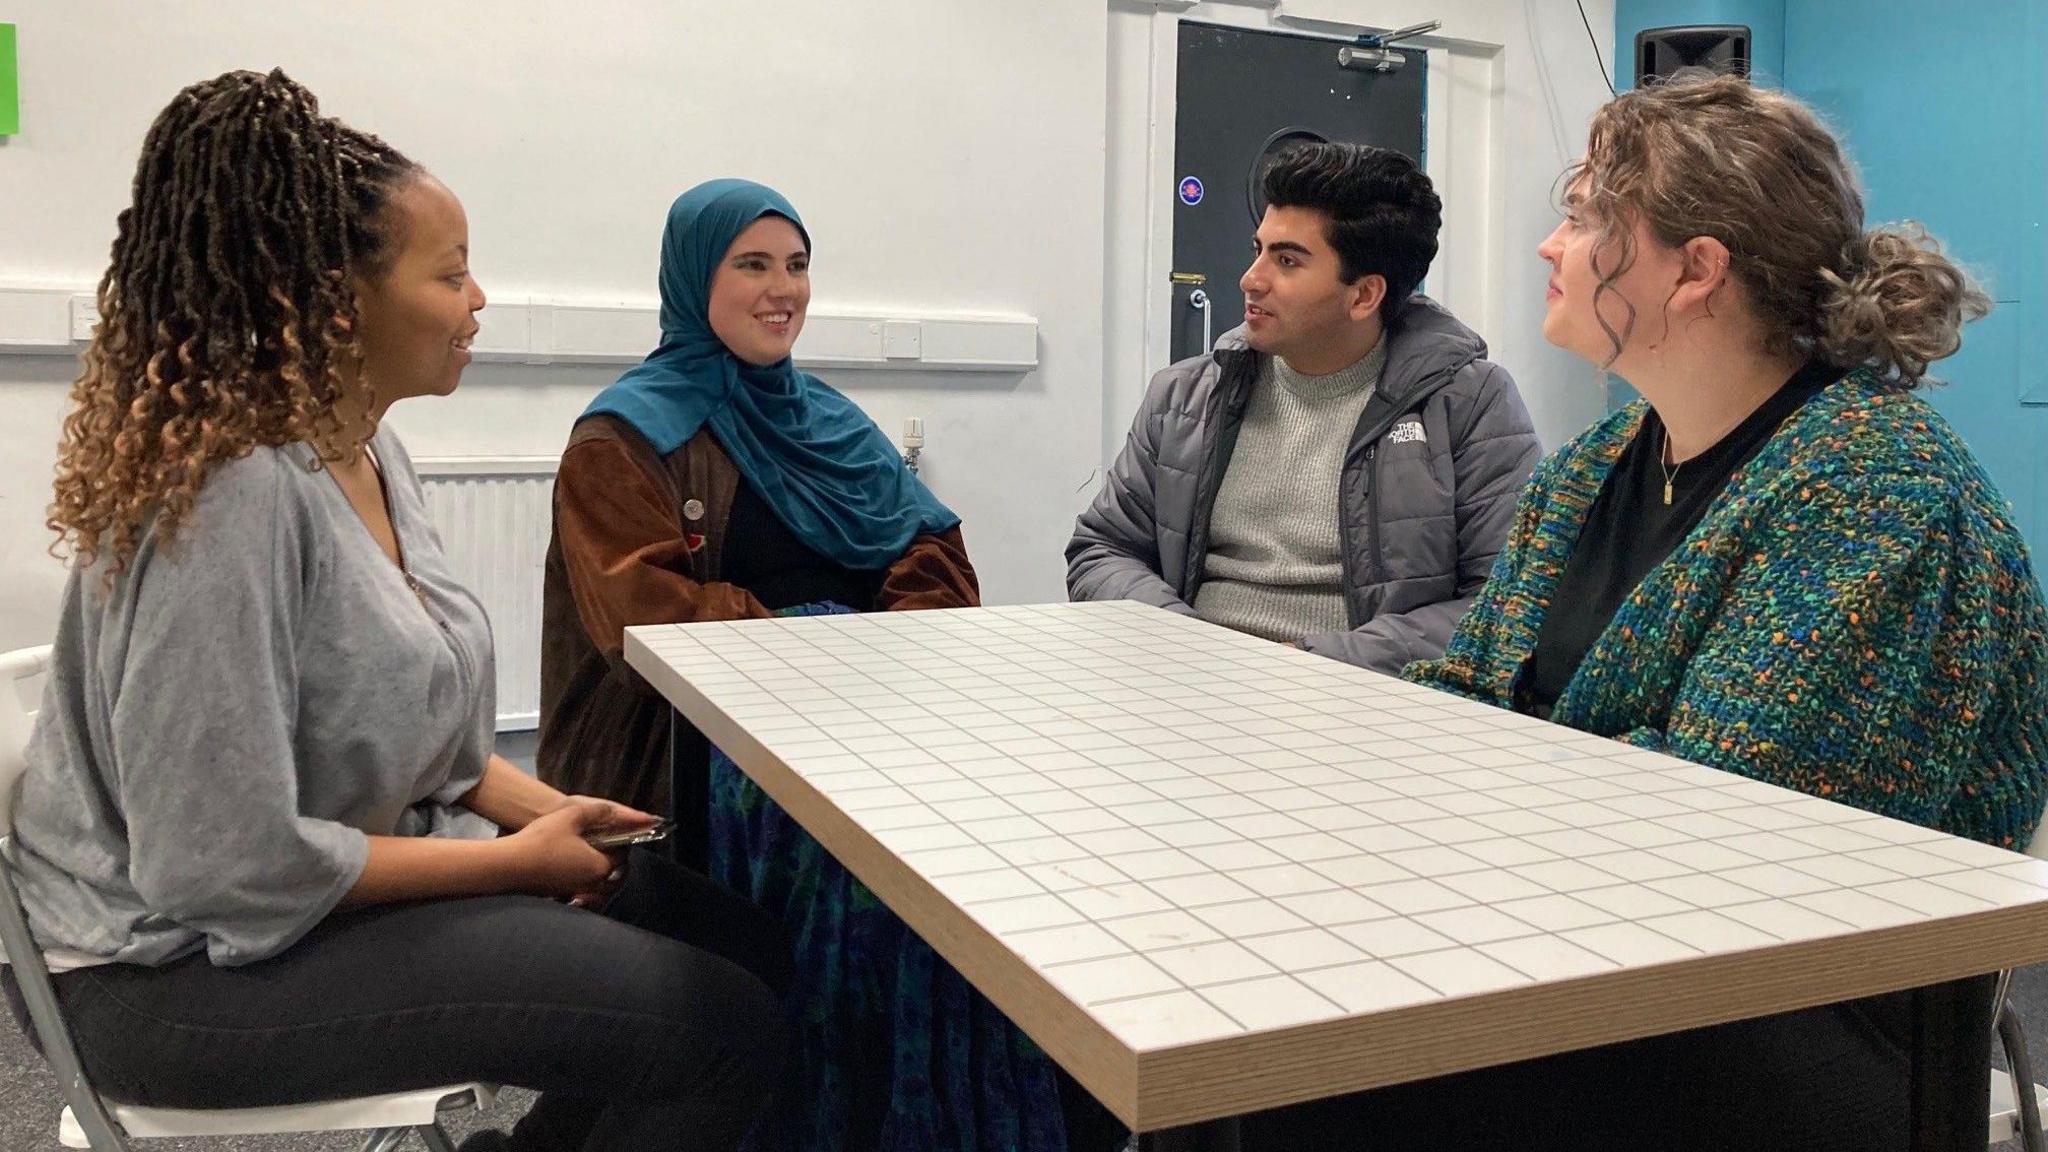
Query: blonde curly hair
48,68,419,579
1569,70,1990,386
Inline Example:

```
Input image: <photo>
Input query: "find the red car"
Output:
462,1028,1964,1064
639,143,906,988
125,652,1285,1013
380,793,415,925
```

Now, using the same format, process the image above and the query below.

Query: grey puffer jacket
1067,295,1541,674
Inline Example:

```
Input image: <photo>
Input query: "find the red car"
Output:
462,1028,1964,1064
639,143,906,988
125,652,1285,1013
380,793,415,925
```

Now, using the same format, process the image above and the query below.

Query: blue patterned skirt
706,603,1068,1152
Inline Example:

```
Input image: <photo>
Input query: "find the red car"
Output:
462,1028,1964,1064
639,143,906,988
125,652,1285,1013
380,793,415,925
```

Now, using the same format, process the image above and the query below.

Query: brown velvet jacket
537,415,980,817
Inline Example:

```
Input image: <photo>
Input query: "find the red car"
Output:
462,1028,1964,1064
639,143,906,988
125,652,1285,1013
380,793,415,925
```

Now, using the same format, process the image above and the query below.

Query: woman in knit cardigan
1244,71,2048,1152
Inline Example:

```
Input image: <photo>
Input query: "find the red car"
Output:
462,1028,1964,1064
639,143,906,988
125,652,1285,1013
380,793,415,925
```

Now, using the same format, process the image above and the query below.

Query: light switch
70,295,101,342
882,320,923,359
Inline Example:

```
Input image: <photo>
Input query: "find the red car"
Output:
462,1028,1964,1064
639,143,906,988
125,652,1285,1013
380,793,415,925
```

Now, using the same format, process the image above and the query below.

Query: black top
721,481,886,612
1514,360,1844,718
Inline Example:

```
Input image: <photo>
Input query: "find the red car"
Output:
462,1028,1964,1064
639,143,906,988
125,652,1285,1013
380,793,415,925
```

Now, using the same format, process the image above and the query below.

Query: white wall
0,362,74,652
0,0,1110,653
1490,0,1620,444
2,0,1617,659
1102,0,1616,460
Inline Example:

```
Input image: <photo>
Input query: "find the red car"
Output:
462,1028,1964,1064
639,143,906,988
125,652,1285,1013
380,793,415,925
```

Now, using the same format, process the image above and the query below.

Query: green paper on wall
0,24,17,136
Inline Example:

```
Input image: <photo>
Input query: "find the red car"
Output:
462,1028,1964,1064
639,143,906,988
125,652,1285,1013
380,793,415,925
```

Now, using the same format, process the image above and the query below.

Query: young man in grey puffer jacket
1069,142,1541,675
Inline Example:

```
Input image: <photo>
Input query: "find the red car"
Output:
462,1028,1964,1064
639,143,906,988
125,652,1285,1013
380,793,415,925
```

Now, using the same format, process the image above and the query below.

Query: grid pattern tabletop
625,600,2048,1129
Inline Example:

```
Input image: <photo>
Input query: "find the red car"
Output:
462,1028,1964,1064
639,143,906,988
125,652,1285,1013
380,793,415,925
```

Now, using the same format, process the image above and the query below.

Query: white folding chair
0,644,496,1151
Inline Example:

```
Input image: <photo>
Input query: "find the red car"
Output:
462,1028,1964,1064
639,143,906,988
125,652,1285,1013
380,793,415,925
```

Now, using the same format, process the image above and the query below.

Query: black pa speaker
1634,24,1751,86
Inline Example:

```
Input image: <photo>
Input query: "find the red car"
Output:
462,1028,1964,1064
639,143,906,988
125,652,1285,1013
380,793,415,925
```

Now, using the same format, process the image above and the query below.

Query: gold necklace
1659,424,1680,506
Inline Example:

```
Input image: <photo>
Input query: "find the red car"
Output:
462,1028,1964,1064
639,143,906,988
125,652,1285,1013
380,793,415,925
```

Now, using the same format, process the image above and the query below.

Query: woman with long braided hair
5,69,788,1152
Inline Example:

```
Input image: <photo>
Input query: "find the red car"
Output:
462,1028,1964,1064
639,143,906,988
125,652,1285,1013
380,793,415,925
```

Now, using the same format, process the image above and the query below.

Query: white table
626,600,2048,1147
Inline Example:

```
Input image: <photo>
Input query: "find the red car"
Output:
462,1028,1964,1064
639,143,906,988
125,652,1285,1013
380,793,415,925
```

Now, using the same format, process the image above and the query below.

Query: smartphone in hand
584,819,675,852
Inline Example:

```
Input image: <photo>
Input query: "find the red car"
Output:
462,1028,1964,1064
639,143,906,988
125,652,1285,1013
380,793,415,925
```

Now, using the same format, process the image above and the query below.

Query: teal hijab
579,179,958,569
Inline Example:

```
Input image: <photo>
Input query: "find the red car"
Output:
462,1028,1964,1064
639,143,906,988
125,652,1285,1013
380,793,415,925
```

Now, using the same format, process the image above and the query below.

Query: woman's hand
501,798,629,900
547,794,661,834
546,795,663,907
345,795,663,909
460,755,661,837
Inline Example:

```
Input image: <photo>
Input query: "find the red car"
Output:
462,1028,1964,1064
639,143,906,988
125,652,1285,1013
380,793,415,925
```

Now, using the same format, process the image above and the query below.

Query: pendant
1663,479,1674,506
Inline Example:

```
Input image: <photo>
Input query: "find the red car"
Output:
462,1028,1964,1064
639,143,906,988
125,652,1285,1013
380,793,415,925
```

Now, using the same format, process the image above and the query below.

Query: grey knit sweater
11,425,499,969
1193,339,1387,643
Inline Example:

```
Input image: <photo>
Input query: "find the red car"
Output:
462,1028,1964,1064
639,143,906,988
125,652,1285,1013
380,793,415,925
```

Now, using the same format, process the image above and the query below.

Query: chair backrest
0,645,52,837
0,645,129,1149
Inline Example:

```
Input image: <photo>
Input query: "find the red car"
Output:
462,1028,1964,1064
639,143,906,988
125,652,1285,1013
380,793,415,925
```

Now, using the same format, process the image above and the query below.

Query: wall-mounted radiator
415,457,557,732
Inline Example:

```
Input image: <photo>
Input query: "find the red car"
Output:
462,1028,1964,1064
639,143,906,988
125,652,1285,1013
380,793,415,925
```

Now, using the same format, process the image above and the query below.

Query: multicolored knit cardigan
1406,369,2048,848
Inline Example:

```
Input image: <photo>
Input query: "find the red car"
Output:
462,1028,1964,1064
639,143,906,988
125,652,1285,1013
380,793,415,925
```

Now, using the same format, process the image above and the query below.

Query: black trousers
15,848,792,1152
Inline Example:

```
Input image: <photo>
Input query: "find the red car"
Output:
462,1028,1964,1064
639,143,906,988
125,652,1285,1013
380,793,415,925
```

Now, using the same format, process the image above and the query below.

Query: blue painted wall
1784,0,2047,572
1606,0,2047,567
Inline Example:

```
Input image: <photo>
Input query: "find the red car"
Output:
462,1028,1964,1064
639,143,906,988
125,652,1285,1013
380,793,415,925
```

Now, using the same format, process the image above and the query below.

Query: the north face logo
1386,420,1426,445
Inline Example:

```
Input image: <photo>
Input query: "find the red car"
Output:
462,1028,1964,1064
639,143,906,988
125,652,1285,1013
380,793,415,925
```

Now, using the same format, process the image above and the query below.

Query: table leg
665,707,712,872
1906,973,1996,1152
665,709,678,829
1134,1116,1241,1151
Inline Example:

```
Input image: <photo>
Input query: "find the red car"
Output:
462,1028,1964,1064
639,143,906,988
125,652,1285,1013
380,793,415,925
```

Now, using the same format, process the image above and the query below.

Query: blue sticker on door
1178,176,1204,206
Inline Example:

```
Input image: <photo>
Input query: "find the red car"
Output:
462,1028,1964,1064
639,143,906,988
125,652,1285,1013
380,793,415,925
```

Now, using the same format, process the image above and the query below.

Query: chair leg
1998,996,2047,1152
355,1128,414,1152
415,1122,459,1152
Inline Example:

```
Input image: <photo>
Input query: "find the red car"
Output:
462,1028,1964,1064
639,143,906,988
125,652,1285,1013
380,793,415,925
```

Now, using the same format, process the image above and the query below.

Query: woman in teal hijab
539,181,1067,1152
583,178,958,563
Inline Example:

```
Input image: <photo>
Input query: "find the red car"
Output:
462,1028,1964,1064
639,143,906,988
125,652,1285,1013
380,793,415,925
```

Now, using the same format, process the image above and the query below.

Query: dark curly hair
1262,142,1443,324
49,67,421,579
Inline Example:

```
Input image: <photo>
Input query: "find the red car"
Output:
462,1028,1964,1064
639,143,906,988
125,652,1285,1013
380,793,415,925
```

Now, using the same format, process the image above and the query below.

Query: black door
1171,22,1427,362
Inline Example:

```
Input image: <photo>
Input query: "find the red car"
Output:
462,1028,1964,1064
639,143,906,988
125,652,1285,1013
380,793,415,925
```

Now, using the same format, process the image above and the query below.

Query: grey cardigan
12,425,497,968
1068,296,1542,673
